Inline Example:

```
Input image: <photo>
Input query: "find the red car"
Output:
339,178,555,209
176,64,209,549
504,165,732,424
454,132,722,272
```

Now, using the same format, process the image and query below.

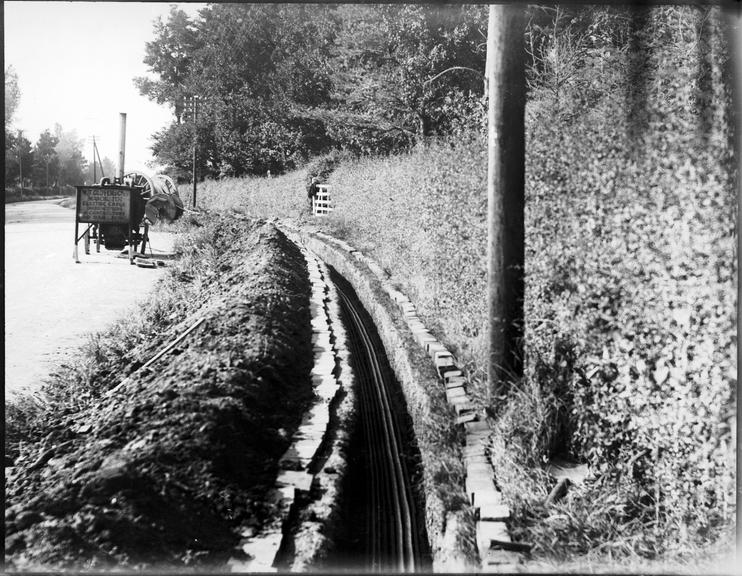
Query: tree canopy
135,4,489,178
5,66,21,130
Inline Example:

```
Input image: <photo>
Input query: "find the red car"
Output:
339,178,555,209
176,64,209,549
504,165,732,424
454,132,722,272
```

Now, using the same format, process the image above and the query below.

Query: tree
330,5,487,145
32,130,59,191
139,5,492,174
134,6,203,124
54,125,87,187
5,66,21,130
9,132,34,189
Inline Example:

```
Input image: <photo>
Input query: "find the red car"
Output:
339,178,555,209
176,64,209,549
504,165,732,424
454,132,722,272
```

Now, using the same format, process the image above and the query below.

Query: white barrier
312,185,333,216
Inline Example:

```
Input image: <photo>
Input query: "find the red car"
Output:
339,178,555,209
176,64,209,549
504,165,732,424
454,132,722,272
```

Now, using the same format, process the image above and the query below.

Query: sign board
76,186,133,224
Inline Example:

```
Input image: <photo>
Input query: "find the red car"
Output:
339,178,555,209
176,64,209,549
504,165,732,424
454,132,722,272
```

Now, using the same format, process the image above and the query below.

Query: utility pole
17,129,24,201
93,136,97,183
192,95,199,208
724,1,742,558
486,4,527,400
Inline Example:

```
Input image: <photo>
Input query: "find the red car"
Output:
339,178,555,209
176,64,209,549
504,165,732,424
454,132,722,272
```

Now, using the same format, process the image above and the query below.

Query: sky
4,1,207,172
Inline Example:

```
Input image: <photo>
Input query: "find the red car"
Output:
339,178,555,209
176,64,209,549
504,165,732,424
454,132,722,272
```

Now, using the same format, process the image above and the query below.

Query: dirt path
4,199,174,399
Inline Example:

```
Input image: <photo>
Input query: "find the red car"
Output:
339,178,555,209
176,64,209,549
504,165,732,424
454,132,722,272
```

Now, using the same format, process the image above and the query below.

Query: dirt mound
5,217,313,570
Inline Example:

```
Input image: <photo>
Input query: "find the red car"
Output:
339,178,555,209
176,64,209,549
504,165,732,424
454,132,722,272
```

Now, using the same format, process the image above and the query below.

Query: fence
313,185,333,216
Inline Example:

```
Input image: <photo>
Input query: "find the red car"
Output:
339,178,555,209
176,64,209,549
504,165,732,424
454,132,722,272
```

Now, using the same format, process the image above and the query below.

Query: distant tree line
136,4,489,179
4,66,109,199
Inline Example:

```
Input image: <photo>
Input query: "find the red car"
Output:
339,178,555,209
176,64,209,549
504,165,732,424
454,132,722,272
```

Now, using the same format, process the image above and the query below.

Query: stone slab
456,412,478,425
449,399,471,413
466,477,495,497
477,520,511,549
454,401,476,415
467,462,493,476
425,341,446,353
445,377,467,389
479,503,510,521
481,549,522,567
236,532,283,572
465,420,491,434
276,469,314,493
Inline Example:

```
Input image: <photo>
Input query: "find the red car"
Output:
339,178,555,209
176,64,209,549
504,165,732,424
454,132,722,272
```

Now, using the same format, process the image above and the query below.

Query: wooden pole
18,129,23,201
725,2,742,557
486,4,527,400
192,96,198,208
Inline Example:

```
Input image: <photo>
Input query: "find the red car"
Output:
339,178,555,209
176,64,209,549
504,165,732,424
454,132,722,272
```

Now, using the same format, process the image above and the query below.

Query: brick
479,503,510,522
456,412,477,425
276,470,314,493
449,396,471,409
454,401,476,415
425,341,445,354
466,477,494,497
467,462,493,476
464,444,486,457
465,420,491,434
481,549,522,567
438,365,460,378
238,532,283,572
414,333,436,347
477,521,511,549
445,377,467,389
435,358,455,375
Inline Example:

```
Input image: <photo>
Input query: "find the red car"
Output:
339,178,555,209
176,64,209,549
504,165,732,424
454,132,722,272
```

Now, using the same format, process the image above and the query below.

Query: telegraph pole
192,95,198,208
486,4,527,400
724,1,742,558
18,129,24,201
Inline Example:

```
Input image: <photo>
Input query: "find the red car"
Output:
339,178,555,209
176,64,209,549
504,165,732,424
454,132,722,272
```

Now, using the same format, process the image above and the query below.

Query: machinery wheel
124,171,159,202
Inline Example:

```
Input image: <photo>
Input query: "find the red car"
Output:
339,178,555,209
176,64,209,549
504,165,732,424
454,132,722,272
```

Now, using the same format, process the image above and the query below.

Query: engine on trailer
96,171,184,251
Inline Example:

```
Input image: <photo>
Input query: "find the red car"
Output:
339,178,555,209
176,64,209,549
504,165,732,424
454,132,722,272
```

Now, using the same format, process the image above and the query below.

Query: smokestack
117,113,127,181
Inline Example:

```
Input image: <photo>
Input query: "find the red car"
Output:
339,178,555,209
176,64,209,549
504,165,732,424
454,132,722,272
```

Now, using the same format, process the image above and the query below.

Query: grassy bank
5,213,315,570
196,7,736,568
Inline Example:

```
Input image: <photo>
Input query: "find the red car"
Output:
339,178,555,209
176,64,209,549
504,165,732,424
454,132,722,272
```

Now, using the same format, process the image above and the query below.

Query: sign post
74,185,136,264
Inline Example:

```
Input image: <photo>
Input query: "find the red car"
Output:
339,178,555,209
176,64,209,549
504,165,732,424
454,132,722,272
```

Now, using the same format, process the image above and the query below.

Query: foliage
5,65,21,130
137,5,488,176
53,124,88,188
198,171,308,220
31,130,59,190
195,5,735,562
304,149,355,183
5,131,33,191
514,4,735,556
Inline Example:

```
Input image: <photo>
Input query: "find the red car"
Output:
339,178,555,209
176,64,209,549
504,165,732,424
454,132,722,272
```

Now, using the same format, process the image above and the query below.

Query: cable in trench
327,267,430,573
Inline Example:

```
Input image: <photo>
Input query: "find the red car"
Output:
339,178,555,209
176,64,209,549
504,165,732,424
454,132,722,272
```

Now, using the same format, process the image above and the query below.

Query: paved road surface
5,199,175,399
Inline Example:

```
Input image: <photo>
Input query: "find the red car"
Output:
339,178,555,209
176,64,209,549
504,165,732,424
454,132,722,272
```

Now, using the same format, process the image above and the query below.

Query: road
4,199,175,399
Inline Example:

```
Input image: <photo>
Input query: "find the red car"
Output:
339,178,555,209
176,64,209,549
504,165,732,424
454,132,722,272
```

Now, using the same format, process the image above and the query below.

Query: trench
323,267,431,573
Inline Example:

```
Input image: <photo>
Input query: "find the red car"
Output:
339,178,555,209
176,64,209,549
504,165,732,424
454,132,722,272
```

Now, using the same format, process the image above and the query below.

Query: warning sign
77,186,131,223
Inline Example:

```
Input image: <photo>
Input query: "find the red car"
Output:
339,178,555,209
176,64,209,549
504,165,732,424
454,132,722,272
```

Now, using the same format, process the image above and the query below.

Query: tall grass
166,7,735,565
198,172,309,220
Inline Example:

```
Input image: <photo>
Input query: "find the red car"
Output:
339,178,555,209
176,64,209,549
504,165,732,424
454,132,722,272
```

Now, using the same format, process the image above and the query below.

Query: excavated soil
5,217,314,571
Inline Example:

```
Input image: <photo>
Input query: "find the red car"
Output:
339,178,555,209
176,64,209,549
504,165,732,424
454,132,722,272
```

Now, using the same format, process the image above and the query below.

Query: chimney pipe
117,113,127,182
